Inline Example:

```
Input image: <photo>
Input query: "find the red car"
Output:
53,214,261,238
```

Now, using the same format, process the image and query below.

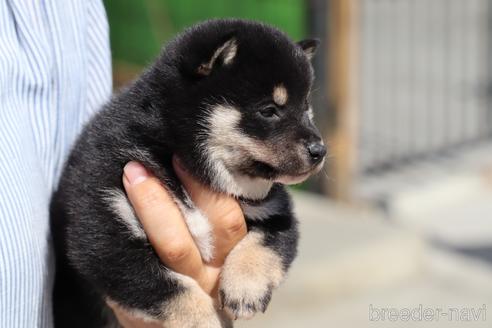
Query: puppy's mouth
236,158,325,185
274,169,315,185
237,160,278,180
274,160,325,185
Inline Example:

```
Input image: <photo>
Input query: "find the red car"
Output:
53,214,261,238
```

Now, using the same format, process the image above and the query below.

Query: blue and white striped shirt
0,1,112,326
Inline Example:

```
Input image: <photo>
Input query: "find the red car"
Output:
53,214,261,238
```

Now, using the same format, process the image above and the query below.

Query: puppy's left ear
297,39,319,60
197,38,238,76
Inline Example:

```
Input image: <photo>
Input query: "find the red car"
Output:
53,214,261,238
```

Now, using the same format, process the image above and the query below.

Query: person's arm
108,158,247,327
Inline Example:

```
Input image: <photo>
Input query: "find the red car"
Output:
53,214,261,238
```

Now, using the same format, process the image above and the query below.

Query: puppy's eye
259,106,279,119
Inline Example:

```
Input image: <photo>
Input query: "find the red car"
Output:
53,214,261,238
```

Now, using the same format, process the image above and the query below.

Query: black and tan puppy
50,19,325,327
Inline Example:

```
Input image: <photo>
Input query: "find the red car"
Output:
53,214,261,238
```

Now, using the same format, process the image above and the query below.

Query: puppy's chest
105,184,284,263
176,196,284,262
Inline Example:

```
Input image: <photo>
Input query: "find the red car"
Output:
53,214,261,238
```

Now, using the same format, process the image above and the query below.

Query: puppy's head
162,19,325,199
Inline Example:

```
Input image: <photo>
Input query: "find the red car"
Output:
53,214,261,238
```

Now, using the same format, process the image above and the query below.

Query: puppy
50,19,325,328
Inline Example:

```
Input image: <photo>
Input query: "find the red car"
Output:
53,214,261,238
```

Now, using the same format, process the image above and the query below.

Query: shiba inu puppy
51,19,325,327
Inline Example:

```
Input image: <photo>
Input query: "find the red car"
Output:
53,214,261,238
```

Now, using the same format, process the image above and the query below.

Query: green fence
104,0,307,83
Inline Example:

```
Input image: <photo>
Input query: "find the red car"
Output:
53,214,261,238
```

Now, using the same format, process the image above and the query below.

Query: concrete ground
236,184,492,327
385,146,492,263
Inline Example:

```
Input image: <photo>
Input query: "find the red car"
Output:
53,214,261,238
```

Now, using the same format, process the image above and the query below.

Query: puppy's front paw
162,273,231,328
219,281,273,320
219,232,285,320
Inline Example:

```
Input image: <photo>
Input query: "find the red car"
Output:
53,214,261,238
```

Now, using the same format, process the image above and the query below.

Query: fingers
122,158,247,298
172,157,247,267
123,161,203,280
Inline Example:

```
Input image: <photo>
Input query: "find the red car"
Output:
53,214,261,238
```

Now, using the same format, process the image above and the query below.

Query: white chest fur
104,188,214,262
174,199,214,262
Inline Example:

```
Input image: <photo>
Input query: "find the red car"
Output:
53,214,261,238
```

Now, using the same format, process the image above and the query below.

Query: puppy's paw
219,232,285,320
162,273,230,328
219,283,273,320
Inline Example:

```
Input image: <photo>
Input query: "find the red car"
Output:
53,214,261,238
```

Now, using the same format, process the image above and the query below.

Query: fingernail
123,161,149,185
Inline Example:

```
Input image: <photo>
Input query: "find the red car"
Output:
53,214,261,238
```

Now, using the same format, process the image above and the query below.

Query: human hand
108,156,247,327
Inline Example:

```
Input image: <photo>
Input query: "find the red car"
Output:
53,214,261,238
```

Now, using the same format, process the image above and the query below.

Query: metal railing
357,0,492,174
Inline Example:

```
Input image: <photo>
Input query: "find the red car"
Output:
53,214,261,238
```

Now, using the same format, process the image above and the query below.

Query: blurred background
103,0,492,326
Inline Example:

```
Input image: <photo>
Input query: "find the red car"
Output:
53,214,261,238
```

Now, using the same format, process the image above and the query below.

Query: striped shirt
0,0,112,326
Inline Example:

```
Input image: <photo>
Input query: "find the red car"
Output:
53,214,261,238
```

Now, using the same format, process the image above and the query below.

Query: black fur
51,19,323,327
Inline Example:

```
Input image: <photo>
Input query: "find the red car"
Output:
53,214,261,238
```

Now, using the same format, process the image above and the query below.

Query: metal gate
358,0,492,174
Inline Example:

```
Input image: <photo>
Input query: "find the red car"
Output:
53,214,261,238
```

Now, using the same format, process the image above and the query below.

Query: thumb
172,156,247,266
123,161,203,279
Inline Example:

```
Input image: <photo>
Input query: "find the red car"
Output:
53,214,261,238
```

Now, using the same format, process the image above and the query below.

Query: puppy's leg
57,195,229,328
219,186,298,319
107,273,231,328
162,273,232,328
219,231,284,319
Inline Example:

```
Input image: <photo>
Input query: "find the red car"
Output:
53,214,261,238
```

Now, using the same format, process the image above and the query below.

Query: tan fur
161,274,226,328
108,273,231,328
204,104,320,195
302,45,316,60
272,84,288,106
203,105,277,199
198,39,237,76
206,105,280,166
307,105,314,121
275,156,325,184
220,231,285,319
222,41,237,65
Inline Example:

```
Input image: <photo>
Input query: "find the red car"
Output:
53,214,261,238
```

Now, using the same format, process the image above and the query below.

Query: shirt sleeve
0,1,111,327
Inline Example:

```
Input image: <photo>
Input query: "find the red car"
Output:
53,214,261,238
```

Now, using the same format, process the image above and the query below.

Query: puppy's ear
197,38,238,76
297,39,319,60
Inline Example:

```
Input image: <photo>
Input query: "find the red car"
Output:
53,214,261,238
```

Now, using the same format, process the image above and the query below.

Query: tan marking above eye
273,84,288,106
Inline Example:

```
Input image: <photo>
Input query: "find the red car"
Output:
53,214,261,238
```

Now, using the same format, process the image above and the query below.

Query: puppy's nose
307,142,326,164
